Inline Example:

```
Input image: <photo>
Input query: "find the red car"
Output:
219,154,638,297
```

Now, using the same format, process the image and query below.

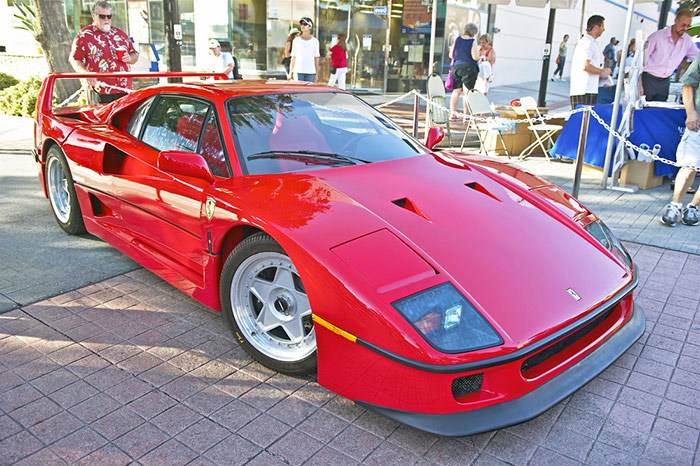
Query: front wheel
45,146,85,235
220,233,316,375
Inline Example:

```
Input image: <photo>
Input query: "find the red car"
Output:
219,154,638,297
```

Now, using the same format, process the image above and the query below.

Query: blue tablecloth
551,104,686,178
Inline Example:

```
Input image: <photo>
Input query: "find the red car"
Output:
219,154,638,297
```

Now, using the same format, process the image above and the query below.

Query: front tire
45,146,86,235
220,233,317,375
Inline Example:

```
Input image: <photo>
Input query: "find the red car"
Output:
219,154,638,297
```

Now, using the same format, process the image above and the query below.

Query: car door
115,94,230,289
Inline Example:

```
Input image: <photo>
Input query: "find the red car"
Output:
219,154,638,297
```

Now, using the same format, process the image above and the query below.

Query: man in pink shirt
642,9,697,102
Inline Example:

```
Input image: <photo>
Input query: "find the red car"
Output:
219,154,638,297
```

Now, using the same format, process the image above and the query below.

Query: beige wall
0,55,49,81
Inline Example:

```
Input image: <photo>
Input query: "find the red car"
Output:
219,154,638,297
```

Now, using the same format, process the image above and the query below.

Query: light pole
164,0,182,72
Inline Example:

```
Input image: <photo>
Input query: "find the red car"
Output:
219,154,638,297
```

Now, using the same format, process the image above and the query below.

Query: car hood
226,153,630,348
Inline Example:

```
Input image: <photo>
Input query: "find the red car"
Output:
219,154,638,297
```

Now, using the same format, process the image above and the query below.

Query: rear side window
125,97,154,138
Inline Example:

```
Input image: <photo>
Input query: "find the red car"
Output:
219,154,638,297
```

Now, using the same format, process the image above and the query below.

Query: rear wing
37,71,229,117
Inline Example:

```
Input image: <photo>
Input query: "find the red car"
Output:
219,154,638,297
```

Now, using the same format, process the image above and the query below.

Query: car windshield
226,92,424,175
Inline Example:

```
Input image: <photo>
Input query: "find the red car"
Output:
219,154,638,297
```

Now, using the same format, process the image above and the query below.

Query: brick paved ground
1,86,699,465
1,244,698,465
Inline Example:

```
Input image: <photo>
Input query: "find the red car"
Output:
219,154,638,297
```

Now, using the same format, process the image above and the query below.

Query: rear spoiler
37,71,229,116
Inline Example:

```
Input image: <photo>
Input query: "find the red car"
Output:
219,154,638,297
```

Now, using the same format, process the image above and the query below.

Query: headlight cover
584,220,632,270
392,283,503,353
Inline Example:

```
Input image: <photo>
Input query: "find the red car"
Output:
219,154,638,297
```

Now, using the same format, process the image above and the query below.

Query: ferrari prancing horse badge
566,288,581,301
205,197,216,220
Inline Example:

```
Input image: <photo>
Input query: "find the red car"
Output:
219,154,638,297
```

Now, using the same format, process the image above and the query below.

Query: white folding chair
518,96,562,160
426,73,451,145
460,89,510,157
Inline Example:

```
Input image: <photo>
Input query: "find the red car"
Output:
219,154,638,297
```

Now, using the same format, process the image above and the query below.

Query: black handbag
330,67,337,74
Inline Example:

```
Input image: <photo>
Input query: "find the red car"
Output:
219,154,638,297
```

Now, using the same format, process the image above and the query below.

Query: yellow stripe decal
312,315,357,343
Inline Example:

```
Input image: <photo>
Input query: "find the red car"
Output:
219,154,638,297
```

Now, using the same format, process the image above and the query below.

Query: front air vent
452,373,483,399
465,182,500,202
392,197,430,220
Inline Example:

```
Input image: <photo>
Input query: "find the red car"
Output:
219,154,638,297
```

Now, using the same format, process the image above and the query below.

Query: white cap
208,39,220,49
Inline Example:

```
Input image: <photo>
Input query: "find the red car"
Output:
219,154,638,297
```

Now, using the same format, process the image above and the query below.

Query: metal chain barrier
56,85,86,107
586,107,700,172
403,90,699,172
375,90,420,109
57,80,135,108
54,80,698,173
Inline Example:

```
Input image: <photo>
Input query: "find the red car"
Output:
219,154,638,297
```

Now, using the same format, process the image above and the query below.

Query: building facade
1,0,663,92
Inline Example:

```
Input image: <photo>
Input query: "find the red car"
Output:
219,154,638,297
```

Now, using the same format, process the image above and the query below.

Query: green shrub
0,72,19,91
0,76,42,118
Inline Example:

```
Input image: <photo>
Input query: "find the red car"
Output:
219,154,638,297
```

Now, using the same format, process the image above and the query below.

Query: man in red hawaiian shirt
69,1,139,104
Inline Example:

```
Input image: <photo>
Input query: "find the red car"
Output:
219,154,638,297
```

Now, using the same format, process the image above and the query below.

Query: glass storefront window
178,0,194,67
232,0,268,73
62,0,477,93
318,0,449,93
444,0,488,76
267,0,314,77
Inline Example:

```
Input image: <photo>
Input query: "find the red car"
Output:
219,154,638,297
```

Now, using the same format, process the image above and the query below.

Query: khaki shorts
676,128,700,168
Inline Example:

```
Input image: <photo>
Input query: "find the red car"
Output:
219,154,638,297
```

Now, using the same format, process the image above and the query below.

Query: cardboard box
481,130,533,156
619,160,663,190
484,106,566,157
475,107,534,156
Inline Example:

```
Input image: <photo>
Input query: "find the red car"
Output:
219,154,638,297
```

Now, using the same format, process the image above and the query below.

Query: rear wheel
45,145,85,235
220,233,316,374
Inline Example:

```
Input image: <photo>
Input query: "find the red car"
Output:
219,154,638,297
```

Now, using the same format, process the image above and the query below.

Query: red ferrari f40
34,73,644,436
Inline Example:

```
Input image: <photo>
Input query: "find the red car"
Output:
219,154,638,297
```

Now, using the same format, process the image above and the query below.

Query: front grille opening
521,305,616,378
452,373,483,399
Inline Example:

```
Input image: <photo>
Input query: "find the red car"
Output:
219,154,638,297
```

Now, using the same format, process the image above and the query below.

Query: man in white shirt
570,15,612,109
289,17,320,82
206,39,234,80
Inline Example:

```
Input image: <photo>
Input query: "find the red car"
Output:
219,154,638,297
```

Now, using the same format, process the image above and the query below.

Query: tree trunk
34,0,80,102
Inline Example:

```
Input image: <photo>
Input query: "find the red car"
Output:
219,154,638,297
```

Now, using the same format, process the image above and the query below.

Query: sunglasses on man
97,14,112,19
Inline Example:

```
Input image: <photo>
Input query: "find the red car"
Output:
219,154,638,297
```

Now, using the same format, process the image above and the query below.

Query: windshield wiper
247,150,369,165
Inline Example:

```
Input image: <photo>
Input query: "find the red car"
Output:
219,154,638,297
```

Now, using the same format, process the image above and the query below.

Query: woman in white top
289,17,320,82
475,34,496,96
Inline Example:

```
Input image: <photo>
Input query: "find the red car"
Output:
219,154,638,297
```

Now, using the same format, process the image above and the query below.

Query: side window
125,97,154,138
200,112,230,177
141,96,209,152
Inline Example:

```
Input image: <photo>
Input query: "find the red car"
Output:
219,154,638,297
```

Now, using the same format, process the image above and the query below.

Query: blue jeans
553,56,566,78
296,73,316,83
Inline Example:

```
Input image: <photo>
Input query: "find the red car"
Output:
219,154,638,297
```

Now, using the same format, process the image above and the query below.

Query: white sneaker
682,204,699,226
661,203,681,227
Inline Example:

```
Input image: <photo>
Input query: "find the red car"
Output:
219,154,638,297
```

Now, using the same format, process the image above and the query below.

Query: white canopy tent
602,0,664,189
466,0,666,189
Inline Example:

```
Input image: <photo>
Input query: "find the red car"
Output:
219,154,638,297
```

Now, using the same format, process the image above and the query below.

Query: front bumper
356,302,645,437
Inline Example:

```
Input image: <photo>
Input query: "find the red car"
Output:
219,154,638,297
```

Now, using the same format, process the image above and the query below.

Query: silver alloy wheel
230,251,315,362
47,155,71,224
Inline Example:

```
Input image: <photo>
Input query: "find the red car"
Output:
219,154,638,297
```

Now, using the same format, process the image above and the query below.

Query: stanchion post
572,106,590,199
413,91,420,138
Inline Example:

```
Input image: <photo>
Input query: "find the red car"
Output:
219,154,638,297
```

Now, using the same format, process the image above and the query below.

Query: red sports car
34,72,644,436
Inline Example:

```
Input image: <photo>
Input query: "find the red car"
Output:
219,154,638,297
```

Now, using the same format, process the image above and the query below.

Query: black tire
220,232,317,375
45,145,86,235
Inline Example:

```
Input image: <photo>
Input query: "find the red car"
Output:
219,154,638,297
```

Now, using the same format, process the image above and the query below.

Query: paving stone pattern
1,82,699,464
0,247,698,465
